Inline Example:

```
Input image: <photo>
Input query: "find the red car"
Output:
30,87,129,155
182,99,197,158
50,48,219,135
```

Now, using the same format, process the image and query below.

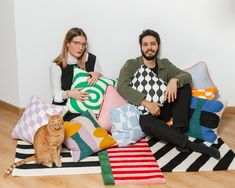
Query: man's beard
141,49,159,61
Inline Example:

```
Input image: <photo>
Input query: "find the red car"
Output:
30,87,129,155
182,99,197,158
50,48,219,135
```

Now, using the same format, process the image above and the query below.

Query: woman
50,27,102,120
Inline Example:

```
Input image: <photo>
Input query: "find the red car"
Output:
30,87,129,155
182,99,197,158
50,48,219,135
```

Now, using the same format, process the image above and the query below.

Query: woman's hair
53,27,87,69
139,29,160,46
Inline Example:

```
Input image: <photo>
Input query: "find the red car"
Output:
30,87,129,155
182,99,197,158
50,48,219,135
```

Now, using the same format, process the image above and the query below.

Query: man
117,29,220,159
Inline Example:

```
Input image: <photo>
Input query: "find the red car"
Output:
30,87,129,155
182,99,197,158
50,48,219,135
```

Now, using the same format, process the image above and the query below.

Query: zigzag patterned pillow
66,66,116,115
130,64,167,115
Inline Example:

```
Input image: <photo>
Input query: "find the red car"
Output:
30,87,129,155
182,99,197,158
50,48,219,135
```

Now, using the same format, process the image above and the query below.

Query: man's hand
141,99,161,116
164,78,178,103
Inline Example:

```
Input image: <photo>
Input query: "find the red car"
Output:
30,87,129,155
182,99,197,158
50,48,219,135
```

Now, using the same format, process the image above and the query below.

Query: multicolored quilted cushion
63,110,117,162
185,96,226,143
110,103,145,147
11,96,67,143
66,66,116,115
97,85,127,132
130,64,167,115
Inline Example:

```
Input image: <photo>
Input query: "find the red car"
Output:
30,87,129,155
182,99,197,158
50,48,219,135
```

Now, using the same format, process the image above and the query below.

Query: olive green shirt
117,56,192,106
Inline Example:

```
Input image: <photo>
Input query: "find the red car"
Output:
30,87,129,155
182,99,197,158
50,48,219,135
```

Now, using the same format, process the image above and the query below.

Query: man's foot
176,146,189,153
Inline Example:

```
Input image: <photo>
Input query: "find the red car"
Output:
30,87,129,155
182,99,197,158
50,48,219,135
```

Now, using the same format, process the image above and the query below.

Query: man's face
141,35,159,61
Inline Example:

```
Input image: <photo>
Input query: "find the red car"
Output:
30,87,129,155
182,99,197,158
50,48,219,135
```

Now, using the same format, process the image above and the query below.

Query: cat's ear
45,113,51,119
58,111,64,118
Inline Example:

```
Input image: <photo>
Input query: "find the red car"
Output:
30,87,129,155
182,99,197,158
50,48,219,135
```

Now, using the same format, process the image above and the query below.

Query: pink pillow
97,85,127,132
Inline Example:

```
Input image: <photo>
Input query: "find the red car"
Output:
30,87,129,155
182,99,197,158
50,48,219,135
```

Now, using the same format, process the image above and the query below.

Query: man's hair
139,29,160,46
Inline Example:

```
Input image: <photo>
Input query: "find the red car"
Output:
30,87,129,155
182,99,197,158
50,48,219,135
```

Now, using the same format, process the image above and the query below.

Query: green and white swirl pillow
66,66,116,115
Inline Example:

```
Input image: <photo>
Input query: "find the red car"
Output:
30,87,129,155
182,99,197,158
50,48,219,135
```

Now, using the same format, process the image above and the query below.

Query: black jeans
139,84,191,148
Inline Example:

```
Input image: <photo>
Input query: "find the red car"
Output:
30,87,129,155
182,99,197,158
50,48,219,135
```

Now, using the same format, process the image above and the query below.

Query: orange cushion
192,87,218,100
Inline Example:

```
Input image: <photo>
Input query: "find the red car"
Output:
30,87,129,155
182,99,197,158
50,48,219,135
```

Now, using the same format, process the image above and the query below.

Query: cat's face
48,115,64,131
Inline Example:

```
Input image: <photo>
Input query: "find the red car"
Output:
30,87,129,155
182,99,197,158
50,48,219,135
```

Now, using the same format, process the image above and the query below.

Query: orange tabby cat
4,112,65,177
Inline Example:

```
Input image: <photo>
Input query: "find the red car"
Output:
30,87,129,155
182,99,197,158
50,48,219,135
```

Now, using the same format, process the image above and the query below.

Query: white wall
0,0,19,105
1,0,235,107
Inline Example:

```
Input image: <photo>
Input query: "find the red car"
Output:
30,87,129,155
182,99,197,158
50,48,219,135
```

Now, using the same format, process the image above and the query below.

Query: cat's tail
3,155,35,178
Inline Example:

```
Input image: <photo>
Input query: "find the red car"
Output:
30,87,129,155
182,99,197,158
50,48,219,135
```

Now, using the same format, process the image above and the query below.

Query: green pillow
66,66,116,114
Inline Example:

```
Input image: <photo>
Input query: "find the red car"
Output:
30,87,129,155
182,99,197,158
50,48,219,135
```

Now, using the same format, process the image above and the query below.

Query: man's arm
117,60,146,106
167,62,192,88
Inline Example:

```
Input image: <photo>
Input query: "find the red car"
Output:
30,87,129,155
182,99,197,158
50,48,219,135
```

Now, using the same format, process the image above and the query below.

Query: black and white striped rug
12,140,101,176
147,136,235,172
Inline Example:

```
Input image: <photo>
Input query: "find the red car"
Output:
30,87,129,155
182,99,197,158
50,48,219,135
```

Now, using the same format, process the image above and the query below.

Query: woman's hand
87,71,101,85
141,99,161,116
164,78,178,103
66,88,90,102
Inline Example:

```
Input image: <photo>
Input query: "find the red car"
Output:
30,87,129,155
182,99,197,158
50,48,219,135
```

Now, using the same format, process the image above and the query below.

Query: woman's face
67,36,87,58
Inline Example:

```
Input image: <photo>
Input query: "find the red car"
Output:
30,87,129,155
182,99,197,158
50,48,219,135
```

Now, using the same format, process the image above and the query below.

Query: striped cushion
66,66,116,115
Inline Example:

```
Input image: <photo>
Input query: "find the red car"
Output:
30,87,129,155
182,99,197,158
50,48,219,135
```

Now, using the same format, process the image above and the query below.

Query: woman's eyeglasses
71,41,87,48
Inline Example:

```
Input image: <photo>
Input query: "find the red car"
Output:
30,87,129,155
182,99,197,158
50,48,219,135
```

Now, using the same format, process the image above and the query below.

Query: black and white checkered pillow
130,65,167,115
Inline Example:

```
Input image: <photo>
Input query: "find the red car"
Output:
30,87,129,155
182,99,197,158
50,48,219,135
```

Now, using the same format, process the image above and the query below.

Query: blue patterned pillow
110,103,145,147
185,96,226,143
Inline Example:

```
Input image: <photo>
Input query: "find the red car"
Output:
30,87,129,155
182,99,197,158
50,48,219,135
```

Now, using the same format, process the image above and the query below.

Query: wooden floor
0,107,235,188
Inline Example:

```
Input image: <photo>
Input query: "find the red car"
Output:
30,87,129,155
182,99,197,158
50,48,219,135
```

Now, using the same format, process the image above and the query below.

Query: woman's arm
49,63,68,103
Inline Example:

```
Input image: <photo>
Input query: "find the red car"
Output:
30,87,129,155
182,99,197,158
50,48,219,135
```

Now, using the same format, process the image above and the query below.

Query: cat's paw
43,163,53,168
55,160,62,167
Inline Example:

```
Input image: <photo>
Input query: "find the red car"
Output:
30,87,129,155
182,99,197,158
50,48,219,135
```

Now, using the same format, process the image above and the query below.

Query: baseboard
0,100,25,116
224,106,235,114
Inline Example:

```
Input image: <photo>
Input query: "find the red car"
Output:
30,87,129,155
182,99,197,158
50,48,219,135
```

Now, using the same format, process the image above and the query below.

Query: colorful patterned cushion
63,110,117,162
66,66,116,115
97,85,127,132
11,96,67,143
185,96,226,143
192,87,218,100
110,103,145,147
130,64,167,115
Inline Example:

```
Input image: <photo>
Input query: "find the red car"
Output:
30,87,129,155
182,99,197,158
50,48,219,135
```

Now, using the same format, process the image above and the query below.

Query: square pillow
66,66,116,115
185,96,227,143
110,103,145,147
97,85,127,132
63,110,117,162
11,96,67,143
130,64,167,115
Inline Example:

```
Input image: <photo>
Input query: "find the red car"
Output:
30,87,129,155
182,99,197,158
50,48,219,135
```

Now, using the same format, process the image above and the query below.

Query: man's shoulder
125,57,143,66
158,58,174,67
158,58,171,64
